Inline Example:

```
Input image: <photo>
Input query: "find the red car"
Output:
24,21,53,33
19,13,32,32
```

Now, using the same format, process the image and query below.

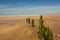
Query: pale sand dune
0,14,60,40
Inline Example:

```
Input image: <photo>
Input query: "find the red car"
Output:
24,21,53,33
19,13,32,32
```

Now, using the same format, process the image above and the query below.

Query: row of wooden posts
26,18,35,27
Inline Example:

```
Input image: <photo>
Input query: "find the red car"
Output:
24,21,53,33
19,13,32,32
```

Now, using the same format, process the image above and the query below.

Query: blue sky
0,0,60,15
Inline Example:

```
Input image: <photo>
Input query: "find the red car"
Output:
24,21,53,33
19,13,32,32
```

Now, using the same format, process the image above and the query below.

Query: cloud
0,5,8,9
0,5,60,15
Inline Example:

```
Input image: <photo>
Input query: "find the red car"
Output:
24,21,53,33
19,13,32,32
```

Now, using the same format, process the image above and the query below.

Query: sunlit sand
0,14,60,40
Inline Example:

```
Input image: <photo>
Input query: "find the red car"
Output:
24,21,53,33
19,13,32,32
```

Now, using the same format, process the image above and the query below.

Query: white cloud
0,5,60,15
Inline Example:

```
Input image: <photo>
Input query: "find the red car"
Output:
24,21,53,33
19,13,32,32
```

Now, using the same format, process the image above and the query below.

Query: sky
0,0,60,15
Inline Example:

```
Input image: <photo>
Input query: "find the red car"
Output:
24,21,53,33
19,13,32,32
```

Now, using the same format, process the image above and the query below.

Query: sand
0,14,60,40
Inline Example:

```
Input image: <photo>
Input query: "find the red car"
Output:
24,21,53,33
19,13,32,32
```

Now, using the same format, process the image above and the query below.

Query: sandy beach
0,14,60,40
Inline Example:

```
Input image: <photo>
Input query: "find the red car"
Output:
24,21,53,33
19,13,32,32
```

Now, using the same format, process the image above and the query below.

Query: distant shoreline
0,13,60,16
0,13,60,17
0,15,40,16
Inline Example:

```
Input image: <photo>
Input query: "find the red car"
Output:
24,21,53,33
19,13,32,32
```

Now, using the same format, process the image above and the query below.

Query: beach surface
0,14,60,40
